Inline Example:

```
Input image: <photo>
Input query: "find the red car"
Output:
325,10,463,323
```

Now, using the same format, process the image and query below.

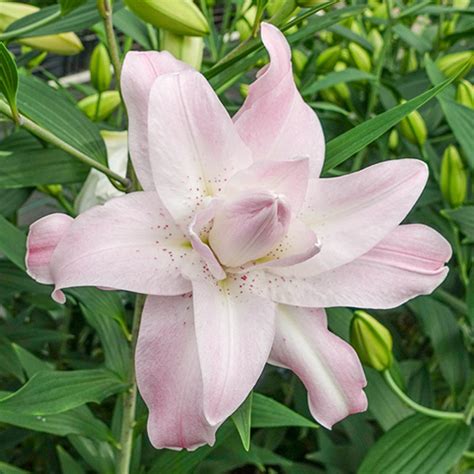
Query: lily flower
25,23,451,450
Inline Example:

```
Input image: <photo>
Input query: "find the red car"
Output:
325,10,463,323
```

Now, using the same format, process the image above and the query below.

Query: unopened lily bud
160,30,203,70
453,0,470,8
90,43,111,92
240,83,249,98
38,184,63,197
401,48,418,74
368,28,383,61
236,0,256,41
456,79,474,109
209,191,292,268
436,51,473,79
0,3,83,55
125,0,209,37
388,129,399,151
292,49,308,76
332,62,350,102
349,20,365,37
350,310,393,372
348,42,371,73
316,45,341,73
372,3,388,19
78,91,121,121
399,103,427,146
440,145,467,208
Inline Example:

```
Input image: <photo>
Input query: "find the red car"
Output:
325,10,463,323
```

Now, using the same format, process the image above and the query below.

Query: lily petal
270,305,367,429
121,51,191,191
191,274,275,425
147,69,252,226
32,193,192,302
279,159,429,278
251,224,451,309
136,295,217,450
234,23,325,176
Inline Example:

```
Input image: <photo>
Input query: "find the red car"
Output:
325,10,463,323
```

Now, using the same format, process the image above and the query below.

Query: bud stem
383,370,466,423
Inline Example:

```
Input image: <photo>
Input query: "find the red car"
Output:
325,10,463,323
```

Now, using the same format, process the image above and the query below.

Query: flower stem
117,293,146,474
383,370,465,422
100,0,122,92
0,99,131,191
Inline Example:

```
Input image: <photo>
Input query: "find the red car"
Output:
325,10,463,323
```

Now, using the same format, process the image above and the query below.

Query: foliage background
0,0,472,473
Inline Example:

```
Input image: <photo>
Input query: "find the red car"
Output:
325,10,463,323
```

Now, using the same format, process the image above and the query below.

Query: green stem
0,10,61,41
116,294,146,474
199,0,219,62
451,224,469,287
433,289,468,317
100,0,122,92
55,192,76,216
0,99,131,190
383,370,465,422
94,91,102,122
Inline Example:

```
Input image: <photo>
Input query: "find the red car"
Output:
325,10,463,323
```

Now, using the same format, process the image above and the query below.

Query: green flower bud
38,184,63,197
239,83,249,99
401,49,418,74
125,0,209,37
453,0,470,8
456,79,474,109
349,20,365,37
160,30,204,70
333,62,350,102
348,42,371,73
388,129,399,151
399,103,427,146
0,2,83,55
78,91,121,121
320,87,339,105
292,49,308,76
90,43,111,93
372,3,388,19
436,51,473,79
368,28,383,61
350,310,393,372
440,145,467,208
316,45,341,73
236,0,256,41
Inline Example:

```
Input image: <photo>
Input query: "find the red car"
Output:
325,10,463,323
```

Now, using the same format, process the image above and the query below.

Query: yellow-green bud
320,87,339,105
368,28,383,61
292,49,307,76
348,42,371,73
372,3,388,19
401,49,418,74
125,0,209,37
239,83,249,99
440,145,467,208
388,129,399,151
160,30,204,70
399,103,427,146
78,91,121,121
90,43,111,93
0,2,83,55
38,184,63,197
236,0,256,41
453,0,470,8
332,62,350,102
436,51,473,79
350,310,393,372
316,45,341,73
456,79,474,109
349,20,365,37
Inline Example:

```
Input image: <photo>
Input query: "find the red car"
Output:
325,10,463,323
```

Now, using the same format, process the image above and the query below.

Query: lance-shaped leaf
59,0,88,16
0,42,19,122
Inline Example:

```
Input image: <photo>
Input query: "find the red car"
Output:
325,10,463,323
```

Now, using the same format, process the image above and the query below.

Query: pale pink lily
25,23,451,450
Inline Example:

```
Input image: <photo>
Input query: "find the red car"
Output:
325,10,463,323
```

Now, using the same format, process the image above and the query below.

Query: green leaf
68,435,115,474
113,8,153,49
303,68,375,96
0,404,113,442
358,415,471,474
468,268,474,327
324,73,461,172
425,56,474,168
17,75,107,164
0,42,19,121
0,148,89,188
0,369,127,415
0,261,50,298
232,392,253,451
0,462,30,474
12,343,54,378
408,297,469,394
0,214,27,270
57,445,86,474
0,189,31,217
59,0,88,16
393,24,432,53
68,288,130,379
252,393,318,428
0,337,25,383
443,206,474,243
329,24,374,52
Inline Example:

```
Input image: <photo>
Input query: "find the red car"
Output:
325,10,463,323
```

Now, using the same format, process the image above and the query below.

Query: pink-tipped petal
280,159,429,278
45,193,192,300
234,23,324,176
147,70,252,226
224,158,310,212
188,200,226,280
251,224,451,309
121,51,191,191
270,306,367,429
191,275,276,425
208,190,292,268
26,213,73,284
136,295,217,450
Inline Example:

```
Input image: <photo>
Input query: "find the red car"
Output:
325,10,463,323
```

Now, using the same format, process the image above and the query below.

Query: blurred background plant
0,0,473,473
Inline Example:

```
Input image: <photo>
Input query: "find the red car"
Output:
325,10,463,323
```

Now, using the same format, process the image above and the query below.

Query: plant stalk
383,370,465,422
0,99,131,190
100,0,122,91
116,294,146,474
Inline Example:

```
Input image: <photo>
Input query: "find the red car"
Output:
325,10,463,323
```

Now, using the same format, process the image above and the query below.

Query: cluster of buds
0,2,83,55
